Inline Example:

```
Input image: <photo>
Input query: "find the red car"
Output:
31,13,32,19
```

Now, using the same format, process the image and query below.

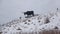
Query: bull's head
24,12,27,15
22,12,26,15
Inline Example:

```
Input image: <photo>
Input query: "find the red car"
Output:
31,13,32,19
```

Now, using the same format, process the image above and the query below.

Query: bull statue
24,11,34,18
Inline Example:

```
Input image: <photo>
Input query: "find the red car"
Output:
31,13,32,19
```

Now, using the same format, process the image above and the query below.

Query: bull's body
24,11,34,16
24,11,34,18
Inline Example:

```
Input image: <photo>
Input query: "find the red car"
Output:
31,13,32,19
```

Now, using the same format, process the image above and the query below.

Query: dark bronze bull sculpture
24,11,34,18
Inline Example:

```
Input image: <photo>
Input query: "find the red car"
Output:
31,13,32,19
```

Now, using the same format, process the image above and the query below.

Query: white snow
0,10,60,34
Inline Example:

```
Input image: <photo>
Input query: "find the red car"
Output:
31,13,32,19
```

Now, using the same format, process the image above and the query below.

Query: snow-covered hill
0,10,60,34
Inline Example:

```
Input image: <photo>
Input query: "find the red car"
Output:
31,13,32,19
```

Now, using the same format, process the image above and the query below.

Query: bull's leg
32,14,34,16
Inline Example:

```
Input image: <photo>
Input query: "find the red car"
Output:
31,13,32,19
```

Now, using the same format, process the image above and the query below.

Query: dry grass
0,32,2,34
40,29,60,34
14,29,60,34
1,29,60,34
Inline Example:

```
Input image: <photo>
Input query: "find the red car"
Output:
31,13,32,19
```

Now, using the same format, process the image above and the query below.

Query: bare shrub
54,26,58,29
40,29,60,34
38,21,40,22
28,20,31,22
17,27,22,30
27,23,30,25
0,32,2,34
19,17,22,19
24,22,27,24
45,17,50,24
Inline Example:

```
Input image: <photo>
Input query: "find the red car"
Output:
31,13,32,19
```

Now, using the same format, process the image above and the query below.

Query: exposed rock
17,27,22,30
28,20,31,22
24,22,27,24
54,26,58,29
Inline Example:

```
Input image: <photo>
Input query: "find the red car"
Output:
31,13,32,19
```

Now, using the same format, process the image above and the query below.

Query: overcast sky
0,0,60,24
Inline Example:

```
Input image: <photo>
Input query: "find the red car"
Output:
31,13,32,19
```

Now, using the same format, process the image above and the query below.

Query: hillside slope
1,11,60,34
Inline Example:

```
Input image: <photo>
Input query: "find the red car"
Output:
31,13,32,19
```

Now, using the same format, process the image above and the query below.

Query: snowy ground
0,11,60,34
